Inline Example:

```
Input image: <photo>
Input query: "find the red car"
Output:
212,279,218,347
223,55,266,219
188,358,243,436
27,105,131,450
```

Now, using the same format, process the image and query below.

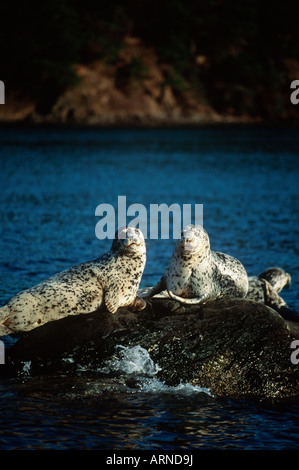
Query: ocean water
0,125,299,450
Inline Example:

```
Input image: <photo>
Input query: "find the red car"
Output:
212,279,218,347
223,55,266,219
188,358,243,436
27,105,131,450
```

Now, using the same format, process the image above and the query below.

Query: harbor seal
145,224,248,305
247,267,292,309
0,226,146,336
258,267,291,294
247,267,299,321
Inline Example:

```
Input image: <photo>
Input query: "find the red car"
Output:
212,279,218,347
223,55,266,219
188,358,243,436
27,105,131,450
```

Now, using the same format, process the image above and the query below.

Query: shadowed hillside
1,0,299,125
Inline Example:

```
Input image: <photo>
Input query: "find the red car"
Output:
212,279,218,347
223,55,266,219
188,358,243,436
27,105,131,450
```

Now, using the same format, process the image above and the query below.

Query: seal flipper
143,276,166,298
167,290,210,305
263,280,287,308
129,296,147,311
104,280,120,314
0,314,13,337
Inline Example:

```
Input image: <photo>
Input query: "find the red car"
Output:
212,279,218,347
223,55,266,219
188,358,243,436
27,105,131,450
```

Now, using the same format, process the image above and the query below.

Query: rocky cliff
1,37,289,127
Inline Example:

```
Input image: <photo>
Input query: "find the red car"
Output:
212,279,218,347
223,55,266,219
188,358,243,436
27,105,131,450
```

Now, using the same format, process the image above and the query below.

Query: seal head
175,224,210,260
112,226,146,257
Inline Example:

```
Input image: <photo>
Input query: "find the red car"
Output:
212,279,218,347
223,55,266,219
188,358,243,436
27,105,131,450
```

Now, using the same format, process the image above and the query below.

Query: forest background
1,0,298,125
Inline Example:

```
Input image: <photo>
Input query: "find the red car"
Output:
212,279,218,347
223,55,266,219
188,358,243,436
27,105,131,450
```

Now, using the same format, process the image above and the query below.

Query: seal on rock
259,267,291,294
145,224,248,305
0,226,146,336
247,267,292,309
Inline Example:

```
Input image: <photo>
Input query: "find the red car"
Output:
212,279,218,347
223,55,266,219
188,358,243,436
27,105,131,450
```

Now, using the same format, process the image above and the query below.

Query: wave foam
101,344,212,397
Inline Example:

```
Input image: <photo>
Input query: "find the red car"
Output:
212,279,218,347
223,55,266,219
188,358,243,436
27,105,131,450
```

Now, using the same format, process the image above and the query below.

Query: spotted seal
246,267,299,321
259,267,291,294
145,224,248,304
247,267,291,308
0,226,146,336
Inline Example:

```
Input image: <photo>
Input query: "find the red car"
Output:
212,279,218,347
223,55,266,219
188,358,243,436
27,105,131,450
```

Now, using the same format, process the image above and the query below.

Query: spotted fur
247,267,291,307
0,226,146,336
146,224,248,305
258,267,291,293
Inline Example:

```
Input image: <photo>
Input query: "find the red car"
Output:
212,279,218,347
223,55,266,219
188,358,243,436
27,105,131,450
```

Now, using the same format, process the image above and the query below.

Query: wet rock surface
2,297,299,401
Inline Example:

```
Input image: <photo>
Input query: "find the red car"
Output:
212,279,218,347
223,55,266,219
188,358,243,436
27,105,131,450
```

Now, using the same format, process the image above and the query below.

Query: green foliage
162,70,187,92
74,0,128,64
115,57,149,89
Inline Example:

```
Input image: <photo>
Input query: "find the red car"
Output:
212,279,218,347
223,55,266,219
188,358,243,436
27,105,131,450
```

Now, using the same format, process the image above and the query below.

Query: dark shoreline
0,119,299,130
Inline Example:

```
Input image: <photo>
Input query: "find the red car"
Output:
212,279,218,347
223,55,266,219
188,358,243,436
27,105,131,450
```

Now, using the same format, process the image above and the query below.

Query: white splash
101,344,161,376
101,344,212,397
139,378,212,396
19,360,31,376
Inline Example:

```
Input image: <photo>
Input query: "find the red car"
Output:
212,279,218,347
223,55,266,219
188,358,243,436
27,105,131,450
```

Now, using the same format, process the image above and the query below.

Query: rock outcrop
0,37,261,127
2,296,299,401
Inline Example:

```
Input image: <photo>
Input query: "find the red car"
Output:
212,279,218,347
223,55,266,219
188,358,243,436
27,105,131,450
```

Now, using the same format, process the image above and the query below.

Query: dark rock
1,297,299,401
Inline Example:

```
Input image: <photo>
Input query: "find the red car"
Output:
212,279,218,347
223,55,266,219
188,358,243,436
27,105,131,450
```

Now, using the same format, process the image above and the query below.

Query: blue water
0,125,299,450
